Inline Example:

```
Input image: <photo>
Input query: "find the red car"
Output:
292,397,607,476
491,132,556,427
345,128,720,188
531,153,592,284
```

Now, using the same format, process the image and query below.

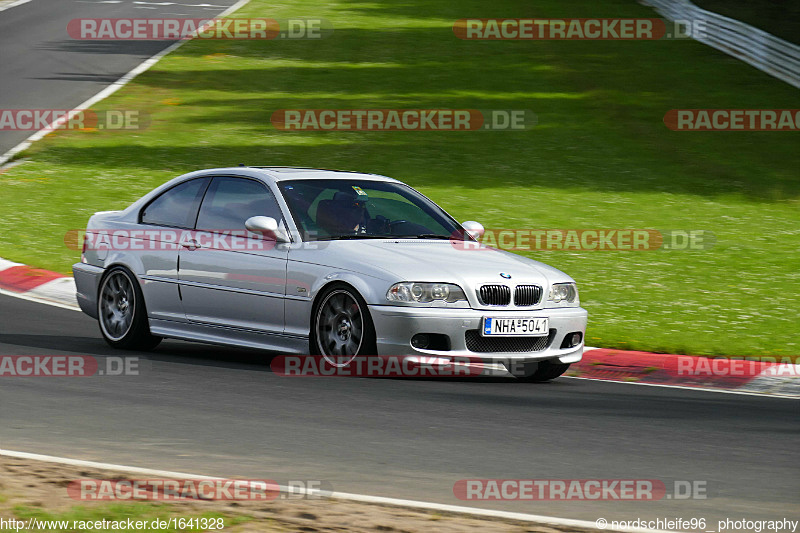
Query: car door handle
181,239,198,251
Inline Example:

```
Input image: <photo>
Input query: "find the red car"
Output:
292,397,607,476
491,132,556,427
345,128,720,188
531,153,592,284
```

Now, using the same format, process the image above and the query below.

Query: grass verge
11,502,246,532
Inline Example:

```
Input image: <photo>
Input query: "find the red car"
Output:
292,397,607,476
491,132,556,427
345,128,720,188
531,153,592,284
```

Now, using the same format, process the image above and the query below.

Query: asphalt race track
1,292,798,527
0,0,241,155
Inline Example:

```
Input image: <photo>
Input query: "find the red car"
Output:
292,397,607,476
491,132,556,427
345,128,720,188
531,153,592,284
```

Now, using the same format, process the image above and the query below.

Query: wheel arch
96,263,161,350
309,272,385,308
308,278,369,330
308,277,378,356
98,261,152,322
101,250,146,279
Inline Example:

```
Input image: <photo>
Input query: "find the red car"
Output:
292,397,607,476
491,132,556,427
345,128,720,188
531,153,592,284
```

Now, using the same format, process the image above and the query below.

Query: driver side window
196,177,283,233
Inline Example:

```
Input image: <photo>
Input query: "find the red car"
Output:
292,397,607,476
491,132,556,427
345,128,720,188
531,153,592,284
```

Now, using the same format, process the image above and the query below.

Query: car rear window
140,178,209,228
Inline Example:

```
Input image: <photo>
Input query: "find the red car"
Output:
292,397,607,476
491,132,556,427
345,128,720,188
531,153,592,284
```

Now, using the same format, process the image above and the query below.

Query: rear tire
97,266,162,350
517,360,571,382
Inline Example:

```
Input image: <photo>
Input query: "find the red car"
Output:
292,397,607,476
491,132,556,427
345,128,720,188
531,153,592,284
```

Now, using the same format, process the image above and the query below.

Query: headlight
386,282,467,304
548,282,578,304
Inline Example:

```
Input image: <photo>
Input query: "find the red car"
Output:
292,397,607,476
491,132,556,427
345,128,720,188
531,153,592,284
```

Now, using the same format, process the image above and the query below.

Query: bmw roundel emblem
499,272,511,279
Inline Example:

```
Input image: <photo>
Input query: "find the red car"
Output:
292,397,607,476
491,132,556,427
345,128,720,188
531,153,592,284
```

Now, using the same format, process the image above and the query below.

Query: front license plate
482,317,549,337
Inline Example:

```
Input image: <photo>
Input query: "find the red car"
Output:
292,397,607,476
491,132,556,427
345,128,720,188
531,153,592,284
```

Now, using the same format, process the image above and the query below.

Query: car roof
190,166,401,183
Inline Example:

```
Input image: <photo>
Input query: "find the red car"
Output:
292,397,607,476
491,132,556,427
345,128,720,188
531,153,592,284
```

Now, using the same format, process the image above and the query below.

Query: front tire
97,266,161,350
311,283,377,366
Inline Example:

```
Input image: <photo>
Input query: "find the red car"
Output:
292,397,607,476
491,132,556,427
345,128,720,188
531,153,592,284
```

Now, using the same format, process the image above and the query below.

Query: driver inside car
316,191,369,235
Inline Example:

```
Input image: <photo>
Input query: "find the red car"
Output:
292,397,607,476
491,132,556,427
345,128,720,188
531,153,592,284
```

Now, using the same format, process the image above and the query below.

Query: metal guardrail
642,0,800,89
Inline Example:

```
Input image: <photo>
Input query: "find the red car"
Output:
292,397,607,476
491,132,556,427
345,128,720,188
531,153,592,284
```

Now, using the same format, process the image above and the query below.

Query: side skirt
149,318,309,354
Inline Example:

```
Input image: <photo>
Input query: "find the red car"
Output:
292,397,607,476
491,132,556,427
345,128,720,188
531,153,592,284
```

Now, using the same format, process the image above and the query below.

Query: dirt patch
0,456,594,532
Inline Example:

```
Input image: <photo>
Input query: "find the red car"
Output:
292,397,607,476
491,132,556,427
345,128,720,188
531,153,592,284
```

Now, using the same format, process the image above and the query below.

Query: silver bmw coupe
73,167,587,381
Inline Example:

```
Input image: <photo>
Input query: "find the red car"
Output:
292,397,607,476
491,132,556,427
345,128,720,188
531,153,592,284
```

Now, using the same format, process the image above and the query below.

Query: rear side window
196,177,283,232
141,178,209,228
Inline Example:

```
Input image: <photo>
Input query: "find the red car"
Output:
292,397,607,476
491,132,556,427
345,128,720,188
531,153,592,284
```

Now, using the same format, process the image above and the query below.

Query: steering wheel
388,220,408,230
387,219,410,235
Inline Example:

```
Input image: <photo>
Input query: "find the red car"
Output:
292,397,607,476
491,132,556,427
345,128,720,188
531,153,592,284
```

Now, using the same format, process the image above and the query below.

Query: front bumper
72,262,104,319
369,304,588,364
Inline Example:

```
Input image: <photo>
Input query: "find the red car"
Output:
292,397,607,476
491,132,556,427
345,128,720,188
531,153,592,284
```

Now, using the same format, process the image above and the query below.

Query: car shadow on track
0,333,117,356
146,341,560,385
0,332,569,385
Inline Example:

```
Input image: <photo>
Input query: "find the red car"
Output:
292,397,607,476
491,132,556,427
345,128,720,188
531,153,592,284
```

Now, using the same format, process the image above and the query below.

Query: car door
178,176,288,333
138,177,210,323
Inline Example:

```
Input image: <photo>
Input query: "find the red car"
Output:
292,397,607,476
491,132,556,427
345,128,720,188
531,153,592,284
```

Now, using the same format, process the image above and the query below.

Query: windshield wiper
393,234,452,240
315,234,453,241
316,235,391,241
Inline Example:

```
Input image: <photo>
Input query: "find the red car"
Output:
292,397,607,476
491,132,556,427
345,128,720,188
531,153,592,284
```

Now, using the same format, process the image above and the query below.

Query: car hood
306,239,573,288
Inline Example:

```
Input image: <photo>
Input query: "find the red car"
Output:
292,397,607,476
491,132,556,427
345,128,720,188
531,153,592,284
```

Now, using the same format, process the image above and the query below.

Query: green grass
11,501,248,532
0,0,798,356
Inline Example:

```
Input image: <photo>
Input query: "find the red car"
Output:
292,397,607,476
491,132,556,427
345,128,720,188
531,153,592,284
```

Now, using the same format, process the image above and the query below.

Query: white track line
0,0,33,12
576,348,800,399
0,449,678,533
0,0,251,166
0,258,23,270
0,257,79,310
0,286,80,311
564,376,799,399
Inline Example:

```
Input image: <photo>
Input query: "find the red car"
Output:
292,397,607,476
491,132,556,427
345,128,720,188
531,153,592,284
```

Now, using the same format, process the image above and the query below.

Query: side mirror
245,216,289,243
461,220,485,240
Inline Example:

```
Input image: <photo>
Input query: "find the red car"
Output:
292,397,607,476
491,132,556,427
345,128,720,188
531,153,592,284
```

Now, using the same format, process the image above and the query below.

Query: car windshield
278,179,464,241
